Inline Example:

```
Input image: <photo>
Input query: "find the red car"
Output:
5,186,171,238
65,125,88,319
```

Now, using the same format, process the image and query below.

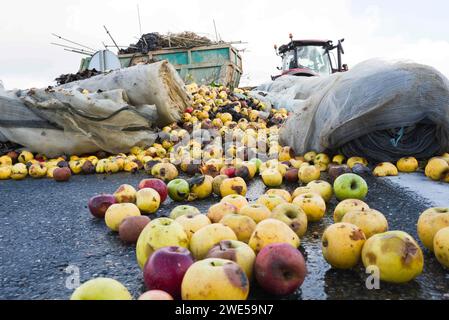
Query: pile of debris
55,69,103,86
119,32,214,54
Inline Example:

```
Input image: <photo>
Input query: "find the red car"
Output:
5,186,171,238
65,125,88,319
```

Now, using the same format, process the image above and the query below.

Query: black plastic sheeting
338,122,442,162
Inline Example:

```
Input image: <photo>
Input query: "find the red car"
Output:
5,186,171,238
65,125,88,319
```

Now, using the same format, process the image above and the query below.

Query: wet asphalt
0,172,448,300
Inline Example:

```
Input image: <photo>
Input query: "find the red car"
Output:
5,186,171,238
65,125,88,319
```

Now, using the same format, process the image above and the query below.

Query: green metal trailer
79,43,243,88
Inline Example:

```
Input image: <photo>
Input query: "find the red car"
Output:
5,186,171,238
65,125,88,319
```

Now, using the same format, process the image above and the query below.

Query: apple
105,203,141,232
434,227,449,268
255,243,307,295
219,214,257,243
417,207,449,251
6,151,19,164
70,278,132,300
138,290,173,300
113,184,137,203
136,218,189,269
304,151,316,162
342,208,388,239
28,162,47,178
332,154,345,165
167,179,190,201
347,157,368,169
249,158,262,173
212,175,228,196
306,180,333,202
333,199,370,223
322,223,366,269
151,163,179,182
0,165,12,180
53,167,71,182
18,150,33,164
170,205,201,220
248,219,300,253
220,195,249,212
206,240,256,279
291,186,315,199
207,202,238,223
373,162,398,177
235,165,251,181
11,163,28,180
271,203,308,238
265,189,292,203
333,173,368,201
425,158,449,181
298,165,321,184
362,231,424,283
175,214,211,240
189,223,237,259
220,177,247,197
239,203,271,223
188,175,213,200
327,164,351,183
143,246,194,299
351,163,371,176
136,188,161,214
284,168,299,183
88,194,117,219
119,216,151,243
138,178,168,203
81,160,95,174
221,166,236,178
181,258,249,300
292,193,326,222
261,169,283,187
396,157,419,173
257,194,286,211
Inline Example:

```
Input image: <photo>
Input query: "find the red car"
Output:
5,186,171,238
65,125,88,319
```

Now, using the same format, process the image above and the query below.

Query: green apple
70,278,132,300
167,179,190,201
249,158,262,173
333,173,368,201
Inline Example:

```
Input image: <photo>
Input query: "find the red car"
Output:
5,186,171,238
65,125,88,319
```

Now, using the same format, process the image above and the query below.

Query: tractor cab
272,35,347,80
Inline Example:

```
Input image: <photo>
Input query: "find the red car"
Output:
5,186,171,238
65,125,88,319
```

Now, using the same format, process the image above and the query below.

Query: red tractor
272,34,347,80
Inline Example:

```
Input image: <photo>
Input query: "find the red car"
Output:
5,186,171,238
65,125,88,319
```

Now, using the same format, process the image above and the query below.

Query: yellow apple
105,203,141,232
248,219,300,253
190,224,237,259
181,258,249,300
322,223,366,269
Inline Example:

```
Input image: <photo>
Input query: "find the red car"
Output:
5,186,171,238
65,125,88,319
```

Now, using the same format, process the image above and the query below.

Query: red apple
119,216,151,244
284,168,299,183
138,178,168,203
138,290,173,300
222,167,236,178
6,151,19,164
327,164,351,183
255,243,307,296
88,194,116,218
53,167,72,182
143,246,194,299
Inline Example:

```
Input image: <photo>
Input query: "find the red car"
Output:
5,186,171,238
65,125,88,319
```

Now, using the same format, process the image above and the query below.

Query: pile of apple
0,82,448,188
73,163,449,300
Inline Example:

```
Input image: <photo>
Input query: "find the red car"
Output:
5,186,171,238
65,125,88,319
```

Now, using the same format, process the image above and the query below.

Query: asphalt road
1,172,448,300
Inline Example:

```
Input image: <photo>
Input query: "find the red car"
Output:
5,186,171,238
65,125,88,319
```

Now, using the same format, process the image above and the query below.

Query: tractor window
296,46,332,75
282,51,296,71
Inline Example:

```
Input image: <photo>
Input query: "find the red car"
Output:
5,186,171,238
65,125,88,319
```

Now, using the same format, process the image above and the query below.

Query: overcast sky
1,0,449,89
